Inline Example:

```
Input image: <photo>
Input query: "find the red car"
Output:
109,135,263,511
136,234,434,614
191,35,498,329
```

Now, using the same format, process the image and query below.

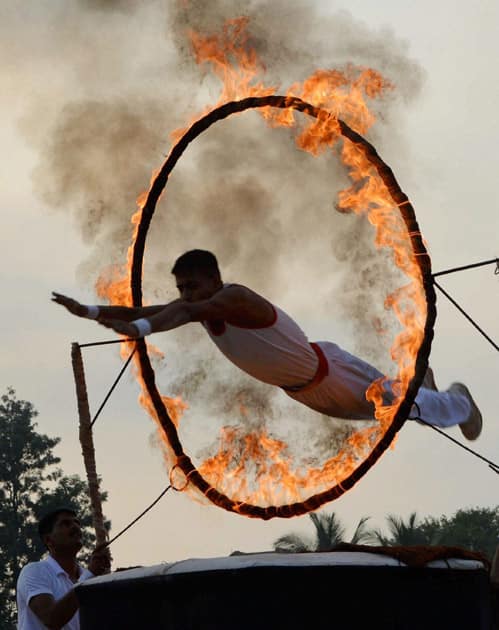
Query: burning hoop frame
130,95,436,519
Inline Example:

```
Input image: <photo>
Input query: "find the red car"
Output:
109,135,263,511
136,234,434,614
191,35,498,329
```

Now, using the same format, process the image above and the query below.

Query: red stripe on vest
281,342,329,393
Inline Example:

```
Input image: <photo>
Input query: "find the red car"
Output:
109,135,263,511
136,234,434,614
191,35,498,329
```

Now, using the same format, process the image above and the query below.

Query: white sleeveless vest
202,303,319,388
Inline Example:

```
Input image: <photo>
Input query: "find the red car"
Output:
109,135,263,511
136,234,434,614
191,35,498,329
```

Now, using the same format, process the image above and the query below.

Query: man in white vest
52,249,482,440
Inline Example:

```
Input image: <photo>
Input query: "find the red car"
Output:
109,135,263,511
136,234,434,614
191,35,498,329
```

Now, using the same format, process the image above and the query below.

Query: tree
0,388,109,629
273,511,372,553
372,508,499,559
419,507,499,560
371,511,437,546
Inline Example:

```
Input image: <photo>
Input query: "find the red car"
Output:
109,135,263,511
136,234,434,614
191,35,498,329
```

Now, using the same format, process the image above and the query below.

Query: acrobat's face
175,271,221,303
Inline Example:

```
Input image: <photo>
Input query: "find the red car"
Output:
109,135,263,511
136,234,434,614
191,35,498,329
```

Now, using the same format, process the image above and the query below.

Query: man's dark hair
171,250,221,278
38,507,77,541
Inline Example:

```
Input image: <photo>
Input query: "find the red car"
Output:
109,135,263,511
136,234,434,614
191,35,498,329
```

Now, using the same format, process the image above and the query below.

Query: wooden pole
492,544,499,586
71,342,108,548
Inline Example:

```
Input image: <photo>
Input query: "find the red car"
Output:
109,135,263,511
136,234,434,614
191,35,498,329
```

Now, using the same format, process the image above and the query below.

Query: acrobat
53,249,482,440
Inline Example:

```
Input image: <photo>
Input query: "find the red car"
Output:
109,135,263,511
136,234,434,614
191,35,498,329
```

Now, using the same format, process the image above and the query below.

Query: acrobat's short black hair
38,507,77,541
171,249,221,278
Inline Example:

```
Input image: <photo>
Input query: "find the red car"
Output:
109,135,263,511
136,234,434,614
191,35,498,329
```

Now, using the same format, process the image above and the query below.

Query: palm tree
372,512,439,546
273,511,372,553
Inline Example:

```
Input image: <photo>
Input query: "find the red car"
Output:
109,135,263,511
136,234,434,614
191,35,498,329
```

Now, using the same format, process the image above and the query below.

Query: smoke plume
18,0,424,473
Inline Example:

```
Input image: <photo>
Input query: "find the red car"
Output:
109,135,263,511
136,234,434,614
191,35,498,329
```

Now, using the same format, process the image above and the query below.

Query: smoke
32,98,169,269
18,0,424,476
76,0,138,12
168,2,423,100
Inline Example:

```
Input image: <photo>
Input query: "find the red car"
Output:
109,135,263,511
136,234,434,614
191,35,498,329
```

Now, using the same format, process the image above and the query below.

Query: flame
94,171,187,440
189,17,276,104
95,17,426,509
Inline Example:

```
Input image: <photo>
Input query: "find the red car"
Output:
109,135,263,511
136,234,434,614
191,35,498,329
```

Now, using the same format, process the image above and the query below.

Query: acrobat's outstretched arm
96,285,274,338
97,300,197,337
51,292,169,323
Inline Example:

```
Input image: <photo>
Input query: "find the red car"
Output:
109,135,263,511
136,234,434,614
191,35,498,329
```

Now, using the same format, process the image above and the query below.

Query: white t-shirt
16,555,93,630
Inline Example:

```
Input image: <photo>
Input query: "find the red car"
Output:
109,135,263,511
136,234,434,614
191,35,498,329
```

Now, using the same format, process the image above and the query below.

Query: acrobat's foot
422,367,438,391
448,382,483,441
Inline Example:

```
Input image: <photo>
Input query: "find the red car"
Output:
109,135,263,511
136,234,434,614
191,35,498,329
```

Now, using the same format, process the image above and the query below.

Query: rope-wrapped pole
492,544,499,586
71,342,108,548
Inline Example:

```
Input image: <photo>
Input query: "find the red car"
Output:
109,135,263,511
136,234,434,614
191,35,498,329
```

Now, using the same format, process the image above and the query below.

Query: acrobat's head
172,249,223,302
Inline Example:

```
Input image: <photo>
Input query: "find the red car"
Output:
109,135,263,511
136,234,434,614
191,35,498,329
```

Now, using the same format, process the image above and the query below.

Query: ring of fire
130,95,436,519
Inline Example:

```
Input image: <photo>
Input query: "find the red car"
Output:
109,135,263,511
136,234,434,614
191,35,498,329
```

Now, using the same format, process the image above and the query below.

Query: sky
1,0,498,569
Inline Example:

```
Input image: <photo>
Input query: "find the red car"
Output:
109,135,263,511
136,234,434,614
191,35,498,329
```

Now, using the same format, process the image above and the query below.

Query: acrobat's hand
98,318,140,337
51,292,88,317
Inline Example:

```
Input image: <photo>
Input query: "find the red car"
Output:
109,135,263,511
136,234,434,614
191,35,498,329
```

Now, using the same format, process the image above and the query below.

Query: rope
421,257,499,475
90,347,136,427
409,403,499,475
74,346,178,549
102,485,172,548
75,344,187,548
430,256,498,352
433,280,498,352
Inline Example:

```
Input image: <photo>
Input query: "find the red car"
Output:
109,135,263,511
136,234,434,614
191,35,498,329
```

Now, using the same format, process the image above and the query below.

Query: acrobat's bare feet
448,382,483,441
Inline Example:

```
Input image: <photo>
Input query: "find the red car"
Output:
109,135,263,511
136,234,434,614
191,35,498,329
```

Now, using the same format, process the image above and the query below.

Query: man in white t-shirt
16,507,110,630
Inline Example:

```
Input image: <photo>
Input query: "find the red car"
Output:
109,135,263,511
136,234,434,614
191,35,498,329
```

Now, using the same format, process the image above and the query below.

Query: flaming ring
130,95,436,519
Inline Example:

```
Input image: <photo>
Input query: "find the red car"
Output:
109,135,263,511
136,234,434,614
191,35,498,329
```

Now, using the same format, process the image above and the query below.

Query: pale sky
1,0,498,568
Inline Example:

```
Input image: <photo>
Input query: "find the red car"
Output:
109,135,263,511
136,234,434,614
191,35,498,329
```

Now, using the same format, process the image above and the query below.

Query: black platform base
78,562,492,629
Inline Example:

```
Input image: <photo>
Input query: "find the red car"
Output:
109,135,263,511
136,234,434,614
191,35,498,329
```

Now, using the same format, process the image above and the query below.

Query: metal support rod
432,257,498,278
71,342,108,548
79,338,135,348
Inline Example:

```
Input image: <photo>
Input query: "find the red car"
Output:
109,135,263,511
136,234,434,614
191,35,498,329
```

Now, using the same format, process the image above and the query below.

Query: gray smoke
168,2,423,100
77,0,138,12
18,0,424,475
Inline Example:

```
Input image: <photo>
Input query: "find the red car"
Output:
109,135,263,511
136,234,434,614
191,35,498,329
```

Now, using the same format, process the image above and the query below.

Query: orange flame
95,17,426,508
94,171,187,436
189,17,276,104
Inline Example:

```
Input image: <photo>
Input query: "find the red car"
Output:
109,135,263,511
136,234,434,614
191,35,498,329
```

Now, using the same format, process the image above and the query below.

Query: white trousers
284,341,470,427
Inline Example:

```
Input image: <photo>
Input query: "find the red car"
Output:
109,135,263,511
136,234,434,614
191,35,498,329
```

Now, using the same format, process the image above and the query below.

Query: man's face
45,512,83,554
175,271,220,302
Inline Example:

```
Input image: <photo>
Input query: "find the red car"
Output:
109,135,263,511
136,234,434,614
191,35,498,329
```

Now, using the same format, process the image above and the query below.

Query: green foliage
274,507,499,563
371,512,437,546
0,388,109,628
273,511,372,553
419,507,499,559
371,508,499,559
